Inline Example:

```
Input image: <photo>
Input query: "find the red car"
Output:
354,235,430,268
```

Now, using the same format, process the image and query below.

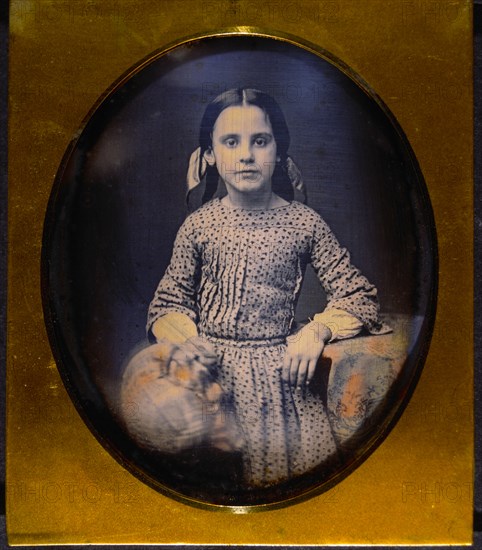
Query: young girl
146,88,389,488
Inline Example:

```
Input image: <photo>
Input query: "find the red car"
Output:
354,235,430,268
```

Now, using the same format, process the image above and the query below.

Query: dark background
45,36,433,410
1,4,480,549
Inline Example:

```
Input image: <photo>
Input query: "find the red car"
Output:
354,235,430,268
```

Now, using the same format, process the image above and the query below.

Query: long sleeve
310,215,390,336
147,216,201,341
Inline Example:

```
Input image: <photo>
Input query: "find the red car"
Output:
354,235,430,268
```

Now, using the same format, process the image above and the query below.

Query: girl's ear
203,148,216,166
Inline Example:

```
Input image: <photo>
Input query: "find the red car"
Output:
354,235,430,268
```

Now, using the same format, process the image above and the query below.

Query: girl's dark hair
195,88,294,207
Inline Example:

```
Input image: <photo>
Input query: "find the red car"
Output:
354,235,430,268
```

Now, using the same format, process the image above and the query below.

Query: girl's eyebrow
252,132,273,139
218,133,240,140
218,132,274,140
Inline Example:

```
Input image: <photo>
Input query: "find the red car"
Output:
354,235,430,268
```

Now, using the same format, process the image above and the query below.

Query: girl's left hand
282,321,332,388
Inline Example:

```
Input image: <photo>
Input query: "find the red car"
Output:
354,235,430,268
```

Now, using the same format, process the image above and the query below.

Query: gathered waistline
200,333,286,348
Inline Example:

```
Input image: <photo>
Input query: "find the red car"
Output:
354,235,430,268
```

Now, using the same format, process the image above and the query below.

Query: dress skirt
205,334,340,488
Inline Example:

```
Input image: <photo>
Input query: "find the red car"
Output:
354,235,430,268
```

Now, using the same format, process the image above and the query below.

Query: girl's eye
225,138,237,147
254,137,267,147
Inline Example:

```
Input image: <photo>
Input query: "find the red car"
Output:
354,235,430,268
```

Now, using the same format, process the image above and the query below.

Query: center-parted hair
197,88,294,205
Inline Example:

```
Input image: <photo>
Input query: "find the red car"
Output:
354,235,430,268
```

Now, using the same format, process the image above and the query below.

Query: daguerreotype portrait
42,34,436,507
8,0,473,543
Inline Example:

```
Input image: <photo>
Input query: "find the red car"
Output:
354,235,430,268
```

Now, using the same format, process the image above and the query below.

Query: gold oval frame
42,27,437,514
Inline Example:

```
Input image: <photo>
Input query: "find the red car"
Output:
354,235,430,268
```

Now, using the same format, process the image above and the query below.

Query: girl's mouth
236,169,260,177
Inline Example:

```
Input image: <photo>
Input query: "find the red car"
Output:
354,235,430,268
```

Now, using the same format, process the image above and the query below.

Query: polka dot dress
147,198,383,487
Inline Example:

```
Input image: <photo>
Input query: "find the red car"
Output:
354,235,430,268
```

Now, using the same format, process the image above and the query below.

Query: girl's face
205,104,278,197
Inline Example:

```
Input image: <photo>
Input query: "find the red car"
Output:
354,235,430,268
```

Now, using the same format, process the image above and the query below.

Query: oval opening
42,33,437,509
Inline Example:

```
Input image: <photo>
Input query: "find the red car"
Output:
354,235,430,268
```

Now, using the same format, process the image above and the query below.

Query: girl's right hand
184,336,219,369
282,321,332,388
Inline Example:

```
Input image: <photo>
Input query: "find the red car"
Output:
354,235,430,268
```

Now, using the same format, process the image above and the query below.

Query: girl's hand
282,321,332,388
167,336,219,392
184,336,219,369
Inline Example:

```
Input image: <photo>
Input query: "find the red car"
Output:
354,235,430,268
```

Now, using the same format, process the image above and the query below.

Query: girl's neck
222,190,289,211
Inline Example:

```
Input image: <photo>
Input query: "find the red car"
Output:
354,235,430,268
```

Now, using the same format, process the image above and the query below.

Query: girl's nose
239,144,254,163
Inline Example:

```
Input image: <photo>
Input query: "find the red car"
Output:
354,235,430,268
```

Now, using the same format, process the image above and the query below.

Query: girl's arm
147,217,201,344
309,214,390,336
282,213,389,388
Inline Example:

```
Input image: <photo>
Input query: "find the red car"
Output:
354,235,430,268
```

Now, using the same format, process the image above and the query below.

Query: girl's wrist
307,319,332,344
317,322,332,344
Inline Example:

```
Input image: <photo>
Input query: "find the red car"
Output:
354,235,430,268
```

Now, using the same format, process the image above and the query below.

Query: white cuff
312,308,363,342
150,312,198,344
